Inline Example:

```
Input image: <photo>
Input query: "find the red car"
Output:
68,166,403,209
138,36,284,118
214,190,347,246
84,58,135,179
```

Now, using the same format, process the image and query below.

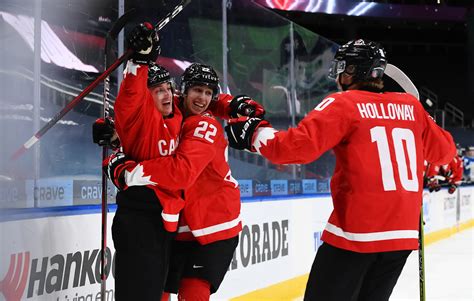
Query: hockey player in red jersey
96,23,264,301
105,63,242,301
426,153,463,194
103,22,181,301
225,39,456,300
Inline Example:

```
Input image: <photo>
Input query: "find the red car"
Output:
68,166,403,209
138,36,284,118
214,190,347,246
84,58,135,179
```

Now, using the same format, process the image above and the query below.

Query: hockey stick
384,63,420,100
419,208,426,301
99,8,137,301
10,0,192,160
385,63,426,301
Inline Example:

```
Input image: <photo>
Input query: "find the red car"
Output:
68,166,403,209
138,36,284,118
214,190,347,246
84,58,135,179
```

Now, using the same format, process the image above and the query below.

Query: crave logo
1,248,115,300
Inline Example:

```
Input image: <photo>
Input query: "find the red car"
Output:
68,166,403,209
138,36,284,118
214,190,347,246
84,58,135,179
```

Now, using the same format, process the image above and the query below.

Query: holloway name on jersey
356,102,415,121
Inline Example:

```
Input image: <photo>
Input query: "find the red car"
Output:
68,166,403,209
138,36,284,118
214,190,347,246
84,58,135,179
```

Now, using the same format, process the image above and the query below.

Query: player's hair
351,78,384,91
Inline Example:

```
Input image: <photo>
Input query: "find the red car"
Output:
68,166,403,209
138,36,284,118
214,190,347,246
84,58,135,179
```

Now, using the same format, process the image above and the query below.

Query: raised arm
114,62,150,126
114,22,161,138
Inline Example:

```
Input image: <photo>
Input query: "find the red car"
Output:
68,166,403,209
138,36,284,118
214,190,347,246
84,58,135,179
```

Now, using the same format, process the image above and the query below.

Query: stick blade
385,63,420,100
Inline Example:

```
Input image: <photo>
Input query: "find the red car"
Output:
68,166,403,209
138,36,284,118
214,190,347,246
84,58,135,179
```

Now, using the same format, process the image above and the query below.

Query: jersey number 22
194,121,217,143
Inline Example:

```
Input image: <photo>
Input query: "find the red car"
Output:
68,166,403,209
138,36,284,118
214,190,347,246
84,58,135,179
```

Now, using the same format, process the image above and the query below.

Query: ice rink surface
391,227,474,301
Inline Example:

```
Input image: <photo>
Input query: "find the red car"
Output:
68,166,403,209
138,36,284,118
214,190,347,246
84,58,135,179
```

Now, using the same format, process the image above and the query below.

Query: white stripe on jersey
162,212,179,223
325,223,418,242
177,216,241,237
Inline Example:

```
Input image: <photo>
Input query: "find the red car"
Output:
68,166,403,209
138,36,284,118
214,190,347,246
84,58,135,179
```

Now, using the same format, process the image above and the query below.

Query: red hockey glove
92,117,120,149
448,183,457,194
225,117,270,151
103,152,137,191
127,22,160,64
229,95,265,118
427,178,440,193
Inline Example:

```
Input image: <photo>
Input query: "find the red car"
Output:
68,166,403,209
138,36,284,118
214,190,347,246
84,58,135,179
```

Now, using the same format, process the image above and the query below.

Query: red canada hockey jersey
427,155,463,185
252,90,456,253
114,61,183,231
426,163,442,179
114,61,238,232
449,155,464,185
125,111,241,245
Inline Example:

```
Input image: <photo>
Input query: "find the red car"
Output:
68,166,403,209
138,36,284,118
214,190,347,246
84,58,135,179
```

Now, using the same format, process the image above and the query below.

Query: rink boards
0,186,472,301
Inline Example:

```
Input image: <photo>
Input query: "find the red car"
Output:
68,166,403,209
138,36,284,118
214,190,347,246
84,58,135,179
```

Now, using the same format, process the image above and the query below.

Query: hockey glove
448,183,457,194
103,152,137,191
92,117,121,149
427,178,440,193
225,117,270,151
229,95,266,118
127,22,160,65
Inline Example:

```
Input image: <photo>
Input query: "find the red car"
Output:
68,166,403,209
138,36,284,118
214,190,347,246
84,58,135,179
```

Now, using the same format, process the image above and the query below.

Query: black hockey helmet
148,62,171,88
180,63,219,100
328,39,387,81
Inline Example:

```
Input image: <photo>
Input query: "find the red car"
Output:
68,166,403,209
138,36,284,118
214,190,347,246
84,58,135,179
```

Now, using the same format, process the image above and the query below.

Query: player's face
183,85,213,115
149,82,173,117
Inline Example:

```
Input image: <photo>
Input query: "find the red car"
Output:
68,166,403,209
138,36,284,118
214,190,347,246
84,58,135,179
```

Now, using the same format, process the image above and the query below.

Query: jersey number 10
371,126,419,192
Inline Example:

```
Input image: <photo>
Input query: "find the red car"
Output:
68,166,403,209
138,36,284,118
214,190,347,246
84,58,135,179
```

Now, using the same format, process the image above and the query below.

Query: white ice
391,227,474,301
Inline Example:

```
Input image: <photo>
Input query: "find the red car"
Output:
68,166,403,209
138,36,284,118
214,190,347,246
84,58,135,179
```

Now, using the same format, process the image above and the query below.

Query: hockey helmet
328,39,387,81
180,63,219,100
148,62,171,88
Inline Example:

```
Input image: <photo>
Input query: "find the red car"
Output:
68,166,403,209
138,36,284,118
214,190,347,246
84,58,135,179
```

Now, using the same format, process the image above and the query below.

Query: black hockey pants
304,242,411,301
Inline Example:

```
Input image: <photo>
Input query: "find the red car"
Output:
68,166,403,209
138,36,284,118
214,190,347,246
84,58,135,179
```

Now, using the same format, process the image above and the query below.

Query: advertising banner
0,180,27,209
73,180,117,205
302,179,317,194
0,214,116,301
252,181,271,197
1,186,472,300
459,186,473,223
215,195,333,298
288,180,303,195
270,180,288,196
316,179,330,193
237,180,253,198
25,179,73,207
0,196,333,300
